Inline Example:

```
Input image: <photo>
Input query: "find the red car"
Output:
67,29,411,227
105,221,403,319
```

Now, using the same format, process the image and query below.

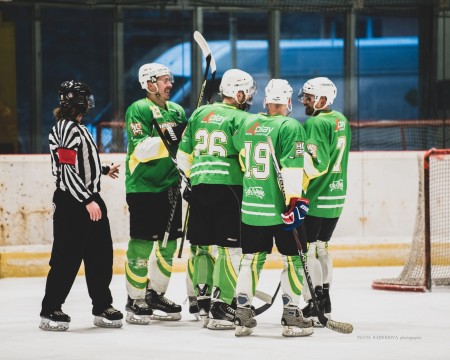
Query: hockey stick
193,30,217,106
177,205,189,258
149,105,191,248
266,137,353,334
178,31,217,258
254,282,281,316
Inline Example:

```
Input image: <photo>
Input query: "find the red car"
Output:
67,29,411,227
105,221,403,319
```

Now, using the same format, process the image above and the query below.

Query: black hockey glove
163,122,187,145
182,186,192,203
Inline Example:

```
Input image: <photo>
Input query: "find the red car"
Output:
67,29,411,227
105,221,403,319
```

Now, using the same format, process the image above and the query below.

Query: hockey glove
182,186,192,203
281,197,309,231
163,122,187,145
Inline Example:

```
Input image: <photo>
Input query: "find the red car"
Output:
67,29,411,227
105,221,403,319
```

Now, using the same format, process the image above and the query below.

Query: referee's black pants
41,189,114,315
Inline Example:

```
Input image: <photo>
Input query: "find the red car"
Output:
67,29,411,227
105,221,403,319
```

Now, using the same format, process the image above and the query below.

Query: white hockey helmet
219,69,256,100
299,77,337,108
138,63,173,90
264,79,293,106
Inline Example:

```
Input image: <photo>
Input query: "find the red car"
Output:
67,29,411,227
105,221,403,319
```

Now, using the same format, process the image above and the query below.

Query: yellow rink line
0,243,416,278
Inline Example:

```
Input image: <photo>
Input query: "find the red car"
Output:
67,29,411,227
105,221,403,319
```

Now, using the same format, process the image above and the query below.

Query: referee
39,80,123,331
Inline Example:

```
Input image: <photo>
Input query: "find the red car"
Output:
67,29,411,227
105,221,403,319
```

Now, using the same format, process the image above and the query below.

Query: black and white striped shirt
49,119,107,204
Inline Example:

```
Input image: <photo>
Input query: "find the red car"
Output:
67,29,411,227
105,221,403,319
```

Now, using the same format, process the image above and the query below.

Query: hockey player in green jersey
124,63,187,324
232,79,313,337
298,77,351,325
176,69,256,330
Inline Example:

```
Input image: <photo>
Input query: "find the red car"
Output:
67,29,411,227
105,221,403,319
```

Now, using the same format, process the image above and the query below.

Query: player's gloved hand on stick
182,186,192,203
281,197,309,230
163,122,187,145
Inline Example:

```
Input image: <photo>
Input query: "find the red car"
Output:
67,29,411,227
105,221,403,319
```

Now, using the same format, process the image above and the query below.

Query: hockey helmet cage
264,79,293,106
58,80,95,110
219,69,256,99
299,77,337,107
139,63,173,89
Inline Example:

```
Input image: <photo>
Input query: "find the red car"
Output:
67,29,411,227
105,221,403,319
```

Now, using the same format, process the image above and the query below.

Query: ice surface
0,266,448,360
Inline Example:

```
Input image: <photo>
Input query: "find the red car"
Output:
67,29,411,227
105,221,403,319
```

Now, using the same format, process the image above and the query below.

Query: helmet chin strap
146,85,162,98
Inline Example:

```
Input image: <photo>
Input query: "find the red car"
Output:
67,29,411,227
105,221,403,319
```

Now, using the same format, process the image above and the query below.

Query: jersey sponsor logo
335,118,346,132
202,112,226,125
245,122,274,136
159,122,175,130
245,186,265,199
329,179,344,191
307,143,318,158
130,122,143,136
295,142,305,157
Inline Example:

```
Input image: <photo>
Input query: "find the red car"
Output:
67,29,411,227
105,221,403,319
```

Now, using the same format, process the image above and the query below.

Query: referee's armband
57,148,76,165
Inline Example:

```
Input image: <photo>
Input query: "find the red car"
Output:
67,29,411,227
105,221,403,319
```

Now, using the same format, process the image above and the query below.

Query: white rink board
0,152,420,248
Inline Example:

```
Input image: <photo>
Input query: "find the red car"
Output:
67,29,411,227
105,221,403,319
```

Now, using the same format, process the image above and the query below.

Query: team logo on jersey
246,122,274,136
307,143,318,158
246,186,265,199
335,119,346,132
130,122,143,136
294,142,305,157
329,179,344,191
202,112,226,125
159,122,174,130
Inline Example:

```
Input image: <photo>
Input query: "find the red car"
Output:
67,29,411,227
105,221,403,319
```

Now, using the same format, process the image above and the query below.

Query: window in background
280,12,345,121
122,8,191,114
202,11,269,113
39,7,113,153
0,7,32,153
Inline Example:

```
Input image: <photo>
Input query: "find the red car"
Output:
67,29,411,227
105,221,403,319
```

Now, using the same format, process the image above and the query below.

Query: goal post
372,148,450,292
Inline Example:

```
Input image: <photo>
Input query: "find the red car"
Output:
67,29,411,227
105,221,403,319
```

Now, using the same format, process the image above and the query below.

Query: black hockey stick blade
254,282,281,316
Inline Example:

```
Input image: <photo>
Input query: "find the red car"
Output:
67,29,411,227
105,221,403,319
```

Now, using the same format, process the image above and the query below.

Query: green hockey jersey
125,97,186,193
177,102,250,186
233,113,306,226
303,110,351,218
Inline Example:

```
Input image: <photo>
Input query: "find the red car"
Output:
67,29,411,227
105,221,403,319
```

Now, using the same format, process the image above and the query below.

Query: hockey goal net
372,148,450,292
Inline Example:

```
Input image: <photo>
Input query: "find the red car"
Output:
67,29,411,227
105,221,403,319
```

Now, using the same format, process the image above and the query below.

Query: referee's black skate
93,306,123,328
39,309,71,331
125,296,152,325
145,289,182,321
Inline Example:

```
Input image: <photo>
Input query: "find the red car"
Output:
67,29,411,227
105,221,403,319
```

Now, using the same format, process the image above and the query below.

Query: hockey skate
281,306,314,337
207,300,236,330
323,284,332,320
234,306,257,337
39,309,71,331
301,300,325,327
187,296,199,320
302,287,326,327
145,289,182,321
125,296,152,325
196,284,211,327
93,306,123,328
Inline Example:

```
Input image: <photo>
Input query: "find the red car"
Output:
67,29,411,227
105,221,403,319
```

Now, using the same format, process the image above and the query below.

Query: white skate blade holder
39,318,69,332
93,316,123,328
150,310,182,321
125,312,151,325
282,325,314,337
235,326,254,337
207,319,236,330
